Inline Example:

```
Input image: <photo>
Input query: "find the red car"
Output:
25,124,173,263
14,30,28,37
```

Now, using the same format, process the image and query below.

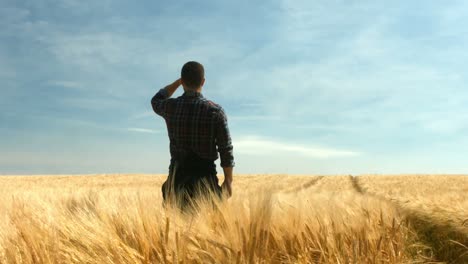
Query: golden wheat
0,174,466,263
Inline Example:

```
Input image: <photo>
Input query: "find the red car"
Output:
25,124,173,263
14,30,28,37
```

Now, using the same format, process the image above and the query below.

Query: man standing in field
151,61,234,209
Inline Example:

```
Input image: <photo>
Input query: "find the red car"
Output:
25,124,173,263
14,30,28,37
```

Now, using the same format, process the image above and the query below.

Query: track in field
280,176,324,194
348,175,468,264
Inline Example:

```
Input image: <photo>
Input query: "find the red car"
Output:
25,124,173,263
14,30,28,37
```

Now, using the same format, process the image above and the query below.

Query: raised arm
151,79,181,117
216,108,235,197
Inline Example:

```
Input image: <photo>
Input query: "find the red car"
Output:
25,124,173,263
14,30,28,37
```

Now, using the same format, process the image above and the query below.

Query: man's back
152,89,234,168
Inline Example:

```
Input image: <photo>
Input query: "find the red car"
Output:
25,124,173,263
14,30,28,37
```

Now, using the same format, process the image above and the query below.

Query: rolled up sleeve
151,88,169,118
216,108,235,167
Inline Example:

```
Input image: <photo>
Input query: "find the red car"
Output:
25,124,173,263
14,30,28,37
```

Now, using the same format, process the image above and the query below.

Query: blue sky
1,0,468,175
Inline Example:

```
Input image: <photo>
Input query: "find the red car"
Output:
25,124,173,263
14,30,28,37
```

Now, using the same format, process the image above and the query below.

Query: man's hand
221,167,233,198
164,78,182,98
221,180,232,197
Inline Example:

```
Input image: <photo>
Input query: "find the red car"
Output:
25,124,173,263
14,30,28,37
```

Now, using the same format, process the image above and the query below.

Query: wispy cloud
219,0,468,141
48,80,82,89
126,128,160,134
58,96,123,111
130,112,155,120
230,115,281,121
235,136,360,158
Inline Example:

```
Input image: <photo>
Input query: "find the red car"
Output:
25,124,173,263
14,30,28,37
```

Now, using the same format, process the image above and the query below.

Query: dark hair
181,61,204,89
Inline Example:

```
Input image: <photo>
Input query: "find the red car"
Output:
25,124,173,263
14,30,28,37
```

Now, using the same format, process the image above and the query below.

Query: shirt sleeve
151,88,170,118
216,108,235,167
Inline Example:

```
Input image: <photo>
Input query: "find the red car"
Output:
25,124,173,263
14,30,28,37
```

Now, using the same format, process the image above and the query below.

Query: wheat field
0,174,466,263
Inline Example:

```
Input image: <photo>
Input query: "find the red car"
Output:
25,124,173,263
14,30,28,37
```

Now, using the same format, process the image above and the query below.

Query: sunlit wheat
0,174,466,263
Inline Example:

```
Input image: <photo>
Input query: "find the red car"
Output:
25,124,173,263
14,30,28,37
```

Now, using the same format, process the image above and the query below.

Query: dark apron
162,151,222,207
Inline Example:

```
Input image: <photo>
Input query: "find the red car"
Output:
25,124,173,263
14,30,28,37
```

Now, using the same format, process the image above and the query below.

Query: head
181,61,205,92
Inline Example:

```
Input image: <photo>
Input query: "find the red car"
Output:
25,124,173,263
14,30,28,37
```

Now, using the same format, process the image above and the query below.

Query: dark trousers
162,152,222,210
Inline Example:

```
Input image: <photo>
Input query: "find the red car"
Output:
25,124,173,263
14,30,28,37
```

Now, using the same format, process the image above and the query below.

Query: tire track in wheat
280,176,324,194
348,175,468,264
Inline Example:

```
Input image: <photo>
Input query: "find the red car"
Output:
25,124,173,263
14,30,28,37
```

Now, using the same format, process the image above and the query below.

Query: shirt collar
182,90,203,98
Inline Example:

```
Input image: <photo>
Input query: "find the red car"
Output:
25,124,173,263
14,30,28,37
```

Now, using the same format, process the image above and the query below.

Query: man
151,61,234,209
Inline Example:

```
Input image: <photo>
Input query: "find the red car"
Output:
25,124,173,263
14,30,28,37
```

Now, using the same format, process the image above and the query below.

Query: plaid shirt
151,88,235,168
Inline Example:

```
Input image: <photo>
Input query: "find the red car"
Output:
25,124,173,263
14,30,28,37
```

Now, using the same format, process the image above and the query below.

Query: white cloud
230,115,281,121
130,112,155,120
126,128,160,134
217,1,468,140
59,96,122,110
235,136,360,158
48,80,81,89
35,25,246,100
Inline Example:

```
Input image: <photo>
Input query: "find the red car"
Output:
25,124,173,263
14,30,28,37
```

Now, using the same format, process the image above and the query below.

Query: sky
1,0,468,175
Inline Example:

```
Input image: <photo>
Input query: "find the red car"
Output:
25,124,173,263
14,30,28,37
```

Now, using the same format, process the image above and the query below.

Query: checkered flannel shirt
151,88,235,168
